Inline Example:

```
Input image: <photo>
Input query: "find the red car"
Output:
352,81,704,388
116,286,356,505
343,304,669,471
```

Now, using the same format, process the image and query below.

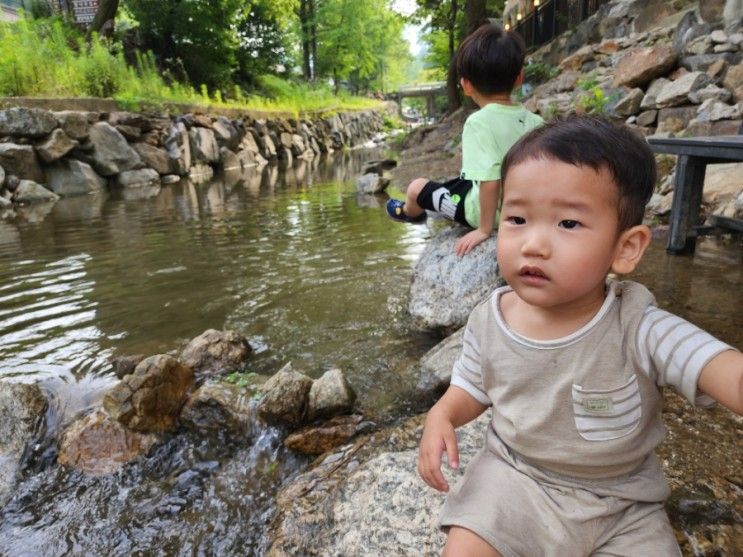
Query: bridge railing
512,0,610,51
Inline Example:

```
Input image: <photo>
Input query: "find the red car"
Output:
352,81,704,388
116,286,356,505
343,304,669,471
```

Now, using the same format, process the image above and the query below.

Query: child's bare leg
403,178,428,217
442,527,502,557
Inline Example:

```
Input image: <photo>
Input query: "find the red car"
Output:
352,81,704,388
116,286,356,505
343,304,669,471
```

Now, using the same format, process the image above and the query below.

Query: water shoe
386,199,426,224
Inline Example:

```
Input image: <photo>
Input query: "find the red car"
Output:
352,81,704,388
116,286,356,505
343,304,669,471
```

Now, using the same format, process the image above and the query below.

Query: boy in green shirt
387,23,543,257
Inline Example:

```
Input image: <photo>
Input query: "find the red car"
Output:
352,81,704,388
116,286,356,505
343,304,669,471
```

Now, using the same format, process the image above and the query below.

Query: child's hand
418,408,459,492
455,229,490,257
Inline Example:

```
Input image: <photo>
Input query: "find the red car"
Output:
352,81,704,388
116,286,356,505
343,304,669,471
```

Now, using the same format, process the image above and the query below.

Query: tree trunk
464,0,487,34
299,0,312,80
309,0,317,81
88,0,119,38
446,0,461,114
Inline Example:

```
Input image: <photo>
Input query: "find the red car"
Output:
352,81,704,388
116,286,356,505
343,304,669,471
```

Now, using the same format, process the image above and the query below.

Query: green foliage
576,72,600,91
576,87,608,114
523,61,559,85
224,371,257,388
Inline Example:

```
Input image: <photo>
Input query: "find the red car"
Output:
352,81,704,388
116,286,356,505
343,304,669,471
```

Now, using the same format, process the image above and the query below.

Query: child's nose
521,229,550,258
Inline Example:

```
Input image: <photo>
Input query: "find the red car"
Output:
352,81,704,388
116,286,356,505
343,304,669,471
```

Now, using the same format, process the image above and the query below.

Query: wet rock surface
179,329,253,377
180,380,255,438
257,363,314,427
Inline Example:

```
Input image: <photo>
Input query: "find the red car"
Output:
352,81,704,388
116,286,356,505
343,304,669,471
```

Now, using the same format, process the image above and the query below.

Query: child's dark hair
501,115,657,231
456,23,525,95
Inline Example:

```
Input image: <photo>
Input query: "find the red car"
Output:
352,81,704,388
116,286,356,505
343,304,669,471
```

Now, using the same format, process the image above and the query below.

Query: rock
0,107,57,138
656,106,699,134
57,408,158,475
356,173,390,194
161,174,181,185
238,129,261,156
680,53,734,73
723,62,743,103
54,111,96,140
103,354,194,433
4,173,19,191
113,354,146,379
212,117,240,151
534,71,582,96
559,44,594,71
88,122,142,176
0,143,44,183
180,380,254,437
180,329,252,376
636,109,658,126
13,180,59,204
35,128,78,163
655,71,709,108
108,111,152,132
361,159,397,175
696,99,743,122
409,227,499,332
164,122,192,176
640,78,671,110
257,363,313,428
188,163,214,184
114,168,160,189
689,84,733,104
613,87,644,116
613,44,678,88
284,415,364,456
219,146,241,171
684,35,713,55
308,368,356,421
0,380,48,505
416,327,464,396
189,127,220,164
45,158,106,197
132,143,171,175
115,125,141,141
0,163,4,188
673,11,711,54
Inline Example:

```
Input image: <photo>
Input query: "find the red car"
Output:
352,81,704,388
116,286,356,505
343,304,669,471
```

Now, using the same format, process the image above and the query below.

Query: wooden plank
667,155,707,254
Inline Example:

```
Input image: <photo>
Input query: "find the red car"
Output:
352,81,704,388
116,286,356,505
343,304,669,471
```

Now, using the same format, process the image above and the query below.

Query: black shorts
417,177,473,227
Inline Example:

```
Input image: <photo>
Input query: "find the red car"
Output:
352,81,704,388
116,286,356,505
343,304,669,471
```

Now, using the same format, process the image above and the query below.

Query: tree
89,0,120,37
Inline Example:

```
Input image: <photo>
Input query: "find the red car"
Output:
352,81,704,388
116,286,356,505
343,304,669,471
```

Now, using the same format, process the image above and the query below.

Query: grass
0,16,381,117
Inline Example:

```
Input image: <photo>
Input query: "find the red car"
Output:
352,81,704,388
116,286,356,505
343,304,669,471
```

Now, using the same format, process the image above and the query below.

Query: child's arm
697,349,743,414
418,385,489,492
455,180,499,257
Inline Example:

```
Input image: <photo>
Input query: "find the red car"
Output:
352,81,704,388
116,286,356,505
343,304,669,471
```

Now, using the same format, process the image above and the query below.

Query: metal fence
513,0,611,50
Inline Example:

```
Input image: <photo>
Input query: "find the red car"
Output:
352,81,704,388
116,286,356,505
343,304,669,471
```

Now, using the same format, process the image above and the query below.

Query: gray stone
613,44,678,88
115,125,141,141
35,128,78,163
308,368,356,421
713,42,738,53
409,227,499,332
132,142,171,175
103,354,194,433
673,11,711,53
212,117,240,151
416,327,464,396
115,168,160,188
54,111,96,140
161,174,181,185
0,107,57,138
695,99,743,121
180,329,252,377
636,110,658,126
180,381,254,436
45,159,106,197
189,127,220,164
290,134,306,156
723,62,743,102
711,30,729,44
257,363,313,427
613,87,645,116
361,159,397,175
640,78,671,110
188,163,214,184
164,122,192,175
238,130,261,155
689,84,733,104
656,72,709,108
680,53,735,73
88,122,142,176
356,173,390,194
0,163,4,188
656,106,699,134
108,111,152,132
684,35,713,55
219,146,241,170
14,180,59,203
0,143,44,183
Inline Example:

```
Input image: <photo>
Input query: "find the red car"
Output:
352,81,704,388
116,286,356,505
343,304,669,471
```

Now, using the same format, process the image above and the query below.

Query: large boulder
57,408,158,475
408,227,500,332
189,127,220,164
179,329,252,376
356,173,390,194
0,143,45,183
416,327,464,396
103,354,194,433
179,380,254,437
164,122,192,175
613,44,678,88
284,414,365,456
307,368,356,421
35,128,78,163
0,107,57,138
54,110,96,140
257,363,313,427
114,168,160,189
655,71,709,108
132,142,172,175
13,180,60,204
45,158,106,197
88,122,142,176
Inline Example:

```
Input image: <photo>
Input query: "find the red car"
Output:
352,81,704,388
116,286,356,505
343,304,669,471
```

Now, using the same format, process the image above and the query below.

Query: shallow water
0,152,742,555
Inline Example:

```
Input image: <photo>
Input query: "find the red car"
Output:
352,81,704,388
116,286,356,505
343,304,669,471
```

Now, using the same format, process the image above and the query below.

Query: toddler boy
417,115,743,556
387,23,543,257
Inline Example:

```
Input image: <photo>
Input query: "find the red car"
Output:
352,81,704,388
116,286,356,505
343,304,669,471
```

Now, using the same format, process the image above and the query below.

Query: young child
386,23,543,257
417,115,743,556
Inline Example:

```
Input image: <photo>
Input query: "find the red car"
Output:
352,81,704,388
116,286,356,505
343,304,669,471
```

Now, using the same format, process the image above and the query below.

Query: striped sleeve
636,306,735,406
449,321,491,405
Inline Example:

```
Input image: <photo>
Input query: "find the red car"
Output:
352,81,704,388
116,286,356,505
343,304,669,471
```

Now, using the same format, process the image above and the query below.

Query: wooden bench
647,135,743,254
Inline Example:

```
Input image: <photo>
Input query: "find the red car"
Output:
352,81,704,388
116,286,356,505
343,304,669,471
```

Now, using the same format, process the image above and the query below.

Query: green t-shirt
460,103,544,228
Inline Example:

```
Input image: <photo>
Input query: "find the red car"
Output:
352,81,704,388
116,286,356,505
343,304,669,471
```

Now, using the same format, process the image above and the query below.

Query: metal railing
513,0,611,50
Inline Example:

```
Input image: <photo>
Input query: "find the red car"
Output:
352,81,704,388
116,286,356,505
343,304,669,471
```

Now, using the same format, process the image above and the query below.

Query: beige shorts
439,436,681,557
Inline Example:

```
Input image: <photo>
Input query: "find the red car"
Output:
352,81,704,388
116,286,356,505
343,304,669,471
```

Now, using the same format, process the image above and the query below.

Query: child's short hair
501,115,657,232
455,23,525,95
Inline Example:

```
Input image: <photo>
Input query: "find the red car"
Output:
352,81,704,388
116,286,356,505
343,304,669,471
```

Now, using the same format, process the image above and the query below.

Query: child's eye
559,220,581,229
505,216,525,225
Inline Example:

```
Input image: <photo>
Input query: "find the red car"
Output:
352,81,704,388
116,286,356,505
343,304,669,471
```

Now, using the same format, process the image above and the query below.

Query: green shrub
523,62,559,85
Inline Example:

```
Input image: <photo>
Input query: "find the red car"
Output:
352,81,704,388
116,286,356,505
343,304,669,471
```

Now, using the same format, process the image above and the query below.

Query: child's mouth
519,266,548,284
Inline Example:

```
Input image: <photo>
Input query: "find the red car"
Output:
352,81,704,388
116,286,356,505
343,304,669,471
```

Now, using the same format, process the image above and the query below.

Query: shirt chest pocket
571,374,642,441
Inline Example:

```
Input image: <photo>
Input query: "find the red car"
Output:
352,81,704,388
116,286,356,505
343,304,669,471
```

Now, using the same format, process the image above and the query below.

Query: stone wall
0,102,396,217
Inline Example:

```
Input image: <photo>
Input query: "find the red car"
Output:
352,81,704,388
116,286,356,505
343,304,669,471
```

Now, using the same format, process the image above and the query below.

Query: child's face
497,157,624,311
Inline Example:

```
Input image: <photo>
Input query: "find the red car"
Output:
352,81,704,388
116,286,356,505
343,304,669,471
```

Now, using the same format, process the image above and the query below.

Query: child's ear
514,70,525,88
611,225,651,275
460,77,474,96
